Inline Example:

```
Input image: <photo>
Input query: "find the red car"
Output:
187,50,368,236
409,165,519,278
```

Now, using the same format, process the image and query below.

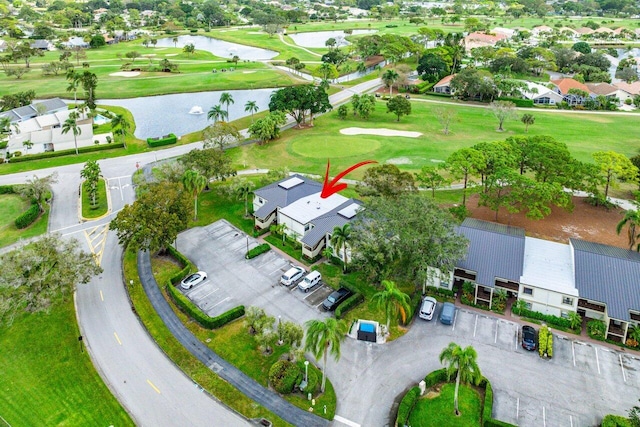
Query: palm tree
236,179,255,218
110,114,131,148
65,69,80,107
61,112,81,155
439,342,482,416
356,61,367,74
382,69,399,95
219,92,234,117
319,62,333,80
207,104,228,124
182,169,207,221
304,318,347,393
616,209,640,251
244,100,259,123
372,280,411,331
172,36,178,48
521,113,535,132
330,224,352,273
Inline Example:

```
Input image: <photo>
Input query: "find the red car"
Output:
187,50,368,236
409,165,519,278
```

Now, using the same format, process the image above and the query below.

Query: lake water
288,29,376,48
100,89,275,139
154,35,278,61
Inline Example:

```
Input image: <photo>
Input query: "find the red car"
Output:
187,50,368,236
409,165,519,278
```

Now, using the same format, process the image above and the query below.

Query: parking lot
418,306,640,427
175,220,331,324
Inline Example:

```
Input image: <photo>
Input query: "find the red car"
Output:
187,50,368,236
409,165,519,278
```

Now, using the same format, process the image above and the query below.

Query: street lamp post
304,360,309,383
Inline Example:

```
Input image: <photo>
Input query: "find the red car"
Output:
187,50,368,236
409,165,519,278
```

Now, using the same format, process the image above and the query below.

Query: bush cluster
14,204,40,229
482,378,493,424
425,91,453,98
166,283,245,328
246,243,271,259
496,97,534,108
0,185,15,194
423,368,448,387
396,386,420,426
601,414,631,427
268,360,302,394
8,143,125,163
423,285,455,299
147,134,177,147
301,361,319,394
513,306,572,330
334,293,364,319
538,325,554,358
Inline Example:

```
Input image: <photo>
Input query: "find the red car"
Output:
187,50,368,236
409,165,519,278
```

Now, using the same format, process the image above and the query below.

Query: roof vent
316,202,321,209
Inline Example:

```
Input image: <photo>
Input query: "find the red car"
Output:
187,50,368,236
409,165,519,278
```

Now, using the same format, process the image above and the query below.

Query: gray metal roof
33,98,67,113
571,238,640,322
0,111,20,123
12,105,37,119
253,174,322,219
301,199,363,247
457,218,526,287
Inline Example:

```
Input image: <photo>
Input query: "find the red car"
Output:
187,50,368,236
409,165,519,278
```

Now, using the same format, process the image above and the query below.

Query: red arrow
320,159,377,199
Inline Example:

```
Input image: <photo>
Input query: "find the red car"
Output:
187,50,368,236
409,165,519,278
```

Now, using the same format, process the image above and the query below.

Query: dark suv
522,325,537,351
322,288,352,311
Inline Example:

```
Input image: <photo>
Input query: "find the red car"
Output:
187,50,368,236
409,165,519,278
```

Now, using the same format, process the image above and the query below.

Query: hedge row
601,414,631,427
334,292,364,319
513,307,572,329
482,378,493,425
396,386,420,426
15,204,40,229
147,133,177,147
8,142,125,162
0,185,15,194
423,368,448,387
166,283,245,329
425,91,452,98
497,97,534,108
167,245,192,285
424,286,455,299
539,325,554,358
246,243,271,259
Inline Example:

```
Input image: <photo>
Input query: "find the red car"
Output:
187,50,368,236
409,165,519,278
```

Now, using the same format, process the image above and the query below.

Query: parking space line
619,354,627,382
572,341,576,367
515,329,518,351
452,310,457,332
114,332,122,346
211,297,230,308
516,397,519,420
595,347,601,374
147,379,161,394
473,314,478,337
270,267,284,276
200,288,220,299
100,290,104,301
570,415,573,427
543,406,546,427
494,321,498,343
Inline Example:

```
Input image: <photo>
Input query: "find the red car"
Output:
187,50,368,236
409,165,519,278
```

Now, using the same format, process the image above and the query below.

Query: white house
522,81,563,105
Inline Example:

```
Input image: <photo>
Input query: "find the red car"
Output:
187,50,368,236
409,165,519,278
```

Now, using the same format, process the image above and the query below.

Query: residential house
531,25,553,36
463,31,508,53
576,27,595,36
585,82,633,104
62,37,90,49
523,81,563,105
93,7,108,21
0,98,68,123
614,81,640,96
550,78,591,105
593,27,615,38
253,175,363,259
433,74,455,94
557,27,579,39
428,218,640,343
30,39,53,51
0,39,7,52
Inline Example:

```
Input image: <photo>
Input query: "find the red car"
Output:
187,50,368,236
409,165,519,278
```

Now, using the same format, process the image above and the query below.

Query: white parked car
180,271,207,290
419,296,437,321
298,271,322,293
280,266,305,286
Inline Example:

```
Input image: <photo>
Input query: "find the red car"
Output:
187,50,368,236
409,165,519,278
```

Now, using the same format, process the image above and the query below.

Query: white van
298,271,322,293
280,266,305,286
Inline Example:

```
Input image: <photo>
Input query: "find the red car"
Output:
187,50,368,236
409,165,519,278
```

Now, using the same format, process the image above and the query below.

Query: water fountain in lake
189,106,204,115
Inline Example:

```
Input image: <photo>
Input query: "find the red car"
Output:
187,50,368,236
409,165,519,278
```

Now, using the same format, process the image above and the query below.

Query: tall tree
248,111,286,144
372,280,411,330
304,318,347,393
357,164,417,198
416,166,449,198
65,69,80,107
616,209,640,251
110,114,131,147
61,112,81,155
207,104,228,124
382,69,399,95
182,170,207,221
330,224,352,272
593,151,638,201
203,121,240,150
235,178,255,218
79,71,98,110
489,100,517,132
386,95,411,121
439,343,482,416
179,148,237,189
219,92,234,117
15,173,58,213
80,160,102,208
446,148,485,206
0,234,102,325
434,107,456,135
244,100,259,123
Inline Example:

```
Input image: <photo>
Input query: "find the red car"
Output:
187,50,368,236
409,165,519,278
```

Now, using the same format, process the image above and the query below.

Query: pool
93,114,110,126
359,322,375,333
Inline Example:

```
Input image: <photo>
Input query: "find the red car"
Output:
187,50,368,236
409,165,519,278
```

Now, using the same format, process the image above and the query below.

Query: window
561,311,569,319
440,280,449,288
523,287,533,295
257,197,264,204
562,296,574,306
304,223,313,232
525,302,532,310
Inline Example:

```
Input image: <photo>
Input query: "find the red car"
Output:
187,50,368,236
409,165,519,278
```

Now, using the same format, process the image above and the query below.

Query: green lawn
0,300,134,426
408,383,482,427
81,178,108,219
227,100,640,180
0,194,49,248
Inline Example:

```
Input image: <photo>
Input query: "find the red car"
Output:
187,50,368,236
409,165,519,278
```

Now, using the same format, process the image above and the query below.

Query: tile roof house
532,25,554,36
433,74,455,94
576,27,595,35
431,218,640,344
550,78,591,105
253,175,363,259
614,81,640,96
463,31,508,52
586,82,633,104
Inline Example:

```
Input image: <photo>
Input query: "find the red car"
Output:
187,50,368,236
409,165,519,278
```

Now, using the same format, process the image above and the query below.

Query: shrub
147,133,177,147
482,378,493,424
423,368,448,387
0,141,7,149
268,360,302,394
0,185,15,194
601,414,631,427
424,285,455,299
497,97,534,108
334,292,364,319
513,307,572,330
425,91,452,98
8,143,125,162
246,243,271,259
539,325,549,357
547,332,553,358
14,204,40,229
449,204,469,221
166,283,245,328
300,361,320,394
396,386,420,426
587,319,606,340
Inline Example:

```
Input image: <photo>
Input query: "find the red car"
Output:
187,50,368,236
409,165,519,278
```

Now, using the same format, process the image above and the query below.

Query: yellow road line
114,332,122,345
147,379,161,394
100,290,104,301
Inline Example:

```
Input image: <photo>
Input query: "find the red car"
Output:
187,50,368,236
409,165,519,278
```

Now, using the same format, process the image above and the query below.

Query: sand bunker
247,31,263,34
243,71,256,74
165,53,178,57
340,127,422,138
109,71,140,77
386,157,413,165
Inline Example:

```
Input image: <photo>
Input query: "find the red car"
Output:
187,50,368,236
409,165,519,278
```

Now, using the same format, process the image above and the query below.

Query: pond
287,29,376,48
100,89,274,139
154,35,278,61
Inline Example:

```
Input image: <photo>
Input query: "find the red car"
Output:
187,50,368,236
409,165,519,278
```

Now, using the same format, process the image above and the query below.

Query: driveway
176,220,331,325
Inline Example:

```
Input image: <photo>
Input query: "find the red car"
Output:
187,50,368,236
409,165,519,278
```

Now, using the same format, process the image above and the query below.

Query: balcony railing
454,269,477,281
578,299,606,313
607,322,625,337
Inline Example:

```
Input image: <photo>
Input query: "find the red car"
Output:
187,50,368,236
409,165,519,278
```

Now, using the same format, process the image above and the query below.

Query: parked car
180,271,207,290
322,287,353,311
522,325,537,351
298,271,322,293
439,302,456,325
419,296,437,321
280,266,305,286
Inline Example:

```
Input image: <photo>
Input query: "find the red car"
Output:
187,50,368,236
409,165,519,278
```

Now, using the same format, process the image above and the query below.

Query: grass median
408,383,482,427
81,178,108,219
0,193,49,248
